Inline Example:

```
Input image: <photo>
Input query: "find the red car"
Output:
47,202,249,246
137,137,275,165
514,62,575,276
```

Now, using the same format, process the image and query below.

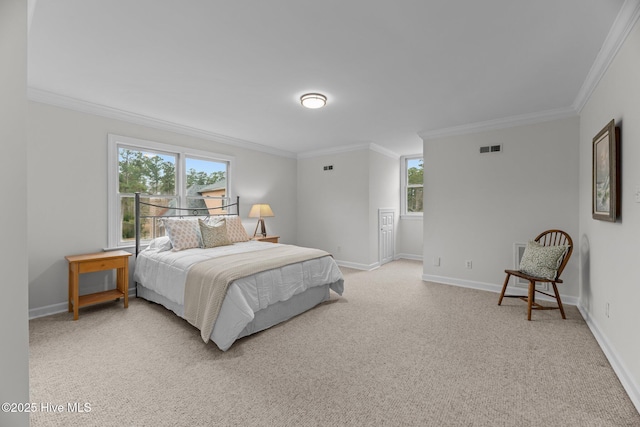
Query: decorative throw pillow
518,240,569,280
198,218,233,248
208,215,250,242
163,218,202,251
147,236,172,252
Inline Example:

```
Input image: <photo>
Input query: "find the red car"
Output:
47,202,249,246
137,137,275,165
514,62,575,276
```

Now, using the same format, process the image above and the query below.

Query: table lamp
248,204,274,237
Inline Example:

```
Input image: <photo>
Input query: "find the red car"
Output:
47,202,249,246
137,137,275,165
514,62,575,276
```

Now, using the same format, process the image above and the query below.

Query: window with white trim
107,134,233,248
401,155,423,216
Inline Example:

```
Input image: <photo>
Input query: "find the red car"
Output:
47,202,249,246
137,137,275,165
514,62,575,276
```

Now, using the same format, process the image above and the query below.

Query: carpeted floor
29,259,640,426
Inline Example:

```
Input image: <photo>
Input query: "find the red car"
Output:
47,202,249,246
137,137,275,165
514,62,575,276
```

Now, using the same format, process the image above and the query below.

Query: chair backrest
534,229,573,279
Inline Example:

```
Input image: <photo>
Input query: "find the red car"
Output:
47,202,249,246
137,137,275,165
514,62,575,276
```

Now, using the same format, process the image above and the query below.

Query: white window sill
400,214,423,221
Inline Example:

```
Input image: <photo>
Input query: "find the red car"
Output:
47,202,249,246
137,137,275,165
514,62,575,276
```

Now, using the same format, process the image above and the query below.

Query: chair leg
527,280,534,321
498,273,511,305
551,282,566,319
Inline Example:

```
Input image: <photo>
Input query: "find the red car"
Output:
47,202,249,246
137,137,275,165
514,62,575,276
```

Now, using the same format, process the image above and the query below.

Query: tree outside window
116,147,227,243
406,157,423,214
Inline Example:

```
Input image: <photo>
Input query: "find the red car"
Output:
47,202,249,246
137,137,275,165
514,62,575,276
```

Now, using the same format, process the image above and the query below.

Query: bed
132,193,344,351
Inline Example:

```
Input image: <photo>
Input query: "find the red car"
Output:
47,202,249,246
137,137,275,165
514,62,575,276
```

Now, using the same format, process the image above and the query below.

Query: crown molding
27,87,297,159
418,107,577,141
368,143,401,159
419,0,640,142
573,0,640,113
297,142,399,159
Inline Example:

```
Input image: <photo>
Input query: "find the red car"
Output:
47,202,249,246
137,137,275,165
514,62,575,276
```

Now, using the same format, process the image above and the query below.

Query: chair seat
504,269,563,284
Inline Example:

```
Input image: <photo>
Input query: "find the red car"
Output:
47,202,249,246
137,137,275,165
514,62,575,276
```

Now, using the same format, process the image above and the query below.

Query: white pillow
147,236,172,252
163,217,202,251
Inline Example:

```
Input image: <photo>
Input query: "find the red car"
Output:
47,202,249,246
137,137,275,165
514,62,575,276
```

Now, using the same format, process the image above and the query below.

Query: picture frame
592,119,620,222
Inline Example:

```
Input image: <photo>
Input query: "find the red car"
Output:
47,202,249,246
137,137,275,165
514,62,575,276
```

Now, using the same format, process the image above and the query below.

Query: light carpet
29,259,640,426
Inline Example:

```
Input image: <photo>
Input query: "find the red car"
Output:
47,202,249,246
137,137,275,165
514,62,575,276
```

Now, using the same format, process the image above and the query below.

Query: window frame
107,134,234,249
400,154,423,219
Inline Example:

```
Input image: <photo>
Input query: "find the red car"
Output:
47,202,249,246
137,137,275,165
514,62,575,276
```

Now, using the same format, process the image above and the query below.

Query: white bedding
133,240,344,350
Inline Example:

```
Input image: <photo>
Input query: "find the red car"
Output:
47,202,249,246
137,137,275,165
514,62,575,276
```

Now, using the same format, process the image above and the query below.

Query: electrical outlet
465,260,472,269
336,245,342,253
433,257,440,266
606,302,610,318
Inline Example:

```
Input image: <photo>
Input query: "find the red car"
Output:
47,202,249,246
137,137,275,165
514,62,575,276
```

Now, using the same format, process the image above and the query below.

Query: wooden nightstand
253,235,279,243
65,250,132,320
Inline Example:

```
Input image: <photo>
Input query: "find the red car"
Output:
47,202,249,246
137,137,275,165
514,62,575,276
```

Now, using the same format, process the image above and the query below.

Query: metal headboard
134,192,240,257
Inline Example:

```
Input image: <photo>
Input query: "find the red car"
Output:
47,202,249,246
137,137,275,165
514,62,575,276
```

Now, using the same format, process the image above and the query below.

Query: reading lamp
248,204,274,237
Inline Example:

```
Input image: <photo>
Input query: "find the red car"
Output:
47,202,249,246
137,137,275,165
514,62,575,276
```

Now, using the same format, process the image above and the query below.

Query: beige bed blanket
183,244,331,343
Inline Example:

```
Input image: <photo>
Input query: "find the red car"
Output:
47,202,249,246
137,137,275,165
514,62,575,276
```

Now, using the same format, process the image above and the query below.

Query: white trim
368,143,401,160
419,107,577,141
400,214,423,221
29,288,138,320
28,301,68,320
577,304,640,413
421,274,579,306
395,253,423,261
334,260,380,271
297,142,399,159
573,0,640,113
109,134,236,165
28,87,296,159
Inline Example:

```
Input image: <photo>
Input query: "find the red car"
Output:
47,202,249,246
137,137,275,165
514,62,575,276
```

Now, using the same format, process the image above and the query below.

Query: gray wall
578,16,640,406
26,102,421,312
297,147,401,269
367,150,401,263
0,1,29,426
27,102,298,313
397,218,423,260
421,116,580,299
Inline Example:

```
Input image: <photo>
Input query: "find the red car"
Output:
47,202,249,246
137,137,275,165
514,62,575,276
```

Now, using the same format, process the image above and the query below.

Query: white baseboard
421,274,579,306
335,260,380,271
577,304,640,414
29,301,68,319
29,288,138,320
395,253,423,261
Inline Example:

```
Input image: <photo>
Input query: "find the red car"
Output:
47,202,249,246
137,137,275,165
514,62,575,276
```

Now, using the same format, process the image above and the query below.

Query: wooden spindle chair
498,230,573,320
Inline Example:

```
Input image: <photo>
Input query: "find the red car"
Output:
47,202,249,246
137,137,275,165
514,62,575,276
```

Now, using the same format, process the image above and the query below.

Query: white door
379,209,395,265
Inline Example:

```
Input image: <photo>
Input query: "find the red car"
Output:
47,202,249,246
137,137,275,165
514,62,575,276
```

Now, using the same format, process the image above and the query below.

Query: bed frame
134,191,240,257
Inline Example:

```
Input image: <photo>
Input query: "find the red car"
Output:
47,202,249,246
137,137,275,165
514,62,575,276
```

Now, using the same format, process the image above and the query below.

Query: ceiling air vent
479,144,502,154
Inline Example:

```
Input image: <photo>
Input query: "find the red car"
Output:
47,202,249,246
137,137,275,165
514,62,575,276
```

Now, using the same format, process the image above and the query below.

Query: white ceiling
28,0,631,157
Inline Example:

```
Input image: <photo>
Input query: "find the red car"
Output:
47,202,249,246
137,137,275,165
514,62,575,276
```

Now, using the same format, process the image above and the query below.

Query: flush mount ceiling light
300,93,327,109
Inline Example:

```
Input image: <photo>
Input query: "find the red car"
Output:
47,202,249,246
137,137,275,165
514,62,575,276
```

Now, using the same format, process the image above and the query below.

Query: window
401,155,423,216
108,135,233,248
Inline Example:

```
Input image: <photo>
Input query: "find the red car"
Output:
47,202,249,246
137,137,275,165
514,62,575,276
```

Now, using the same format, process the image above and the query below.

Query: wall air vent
479,144,502,154
323,165,334,171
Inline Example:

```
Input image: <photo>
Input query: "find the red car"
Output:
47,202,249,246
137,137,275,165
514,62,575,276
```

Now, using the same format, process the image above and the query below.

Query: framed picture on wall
592,119,620,222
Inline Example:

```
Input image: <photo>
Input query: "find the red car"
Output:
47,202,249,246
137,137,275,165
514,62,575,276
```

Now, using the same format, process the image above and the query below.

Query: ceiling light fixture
300,93,327,109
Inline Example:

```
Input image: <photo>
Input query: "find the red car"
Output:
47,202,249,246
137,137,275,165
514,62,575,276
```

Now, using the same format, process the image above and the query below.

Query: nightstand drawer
78,257,126,273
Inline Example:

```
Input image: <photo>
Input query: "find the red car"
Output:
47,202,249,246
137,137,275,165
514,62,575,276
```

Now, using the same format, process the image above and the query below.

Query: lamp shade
248,204,274,218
